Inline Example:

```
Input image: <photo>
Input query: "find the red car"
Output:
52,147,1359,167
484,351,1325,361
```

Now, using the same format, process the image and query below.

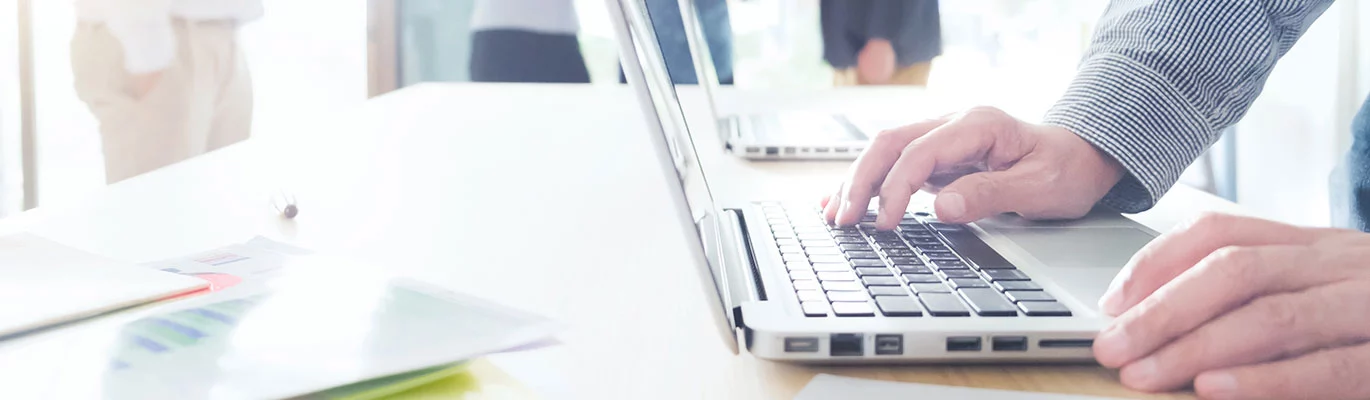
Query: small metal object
272,192,298,219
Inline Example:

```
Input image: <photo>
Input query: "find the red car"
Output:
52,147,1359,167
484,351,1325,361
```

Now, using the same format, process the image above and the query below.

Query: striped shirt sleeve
1043,0,1334,213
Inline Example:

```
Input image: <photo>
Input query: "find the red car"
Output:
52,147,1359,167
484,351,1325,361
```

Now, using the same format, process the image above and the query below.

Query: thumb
933,170,1024,224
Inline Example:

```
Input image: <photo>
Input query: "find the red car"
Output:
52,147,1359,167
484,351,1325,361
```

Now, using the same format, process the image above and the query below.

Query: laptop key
939,270,980,279
882,248,918,258
817,271,858,281
827,291,870,302
1018,301,1072,316
775,238,801,247
805,247,843,256
862,276,902,287
834,237,867,244
809,255,849,264
876,296,924,316
949,278,990,289
855,267,894,277
888,257,923,265
845,251,881,260
929,259,969,270
790,270,817,280
918,293,971,316
914,243,949,251
907,237,941,245
793,280,820,291
839,243,874,252
896,264,932,275
910,283,950,293
796,290,827,302
1005,290,1055,302
778,245,805,254
993,281,1043,292
904,274,941,284
801,239,837,248
801,301,830,317
832,301,876,317
786,261,813,272
935,229,1017,270
812,262,852,272
822,281,866,292
782,254,809,263
850,259,887,267
958,288,1019,317
983,269,1031,282
869,286,908,297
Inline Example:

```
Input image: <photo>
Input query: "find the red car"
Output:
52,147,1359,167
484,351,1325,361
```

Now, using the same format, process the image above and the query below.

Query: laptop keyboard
762,204,1072,318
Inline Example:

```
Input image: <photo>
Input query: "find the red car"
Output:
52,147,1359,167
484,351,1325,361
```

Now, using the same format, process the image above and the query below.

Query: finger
836,117,950,226
823,185,843,223
1099,213,1326,316
1193,340,1370,400
874,108,1025,229
930,164,1046,224
1113,281,1370,391
1095,245,1322,367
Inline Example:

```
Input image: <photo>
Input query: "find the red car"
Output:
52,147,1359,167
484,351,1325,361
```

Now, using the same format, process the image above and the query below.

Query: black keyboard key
895,265,932,275
860,214,879,222
802,301,830,317
876,296,923,316
827,291,870,302
914,243,948,251
822,281,865,291
918,293,970,316
922,250,955,258
869,286,908,296
1005,290,1055,302
832,233,865,241
839,243,873,252
907,237,941,244
845,251,881,260
1018,301,1072,316
872,241,909,250
993,281,1042,292
983,269,1031,282
855,267,894,277
939,270,980,279
850,259,887,268
882,248,918,258
887,257,923,265
870,231,901,241
935,229,1017,270
948,278,990,289
862,276,902,286
904,274,941,284
897,224,928,232
832,301,876,317
910,283,950,293
958,288,1019,316
834,237,867,244
929,260,970,270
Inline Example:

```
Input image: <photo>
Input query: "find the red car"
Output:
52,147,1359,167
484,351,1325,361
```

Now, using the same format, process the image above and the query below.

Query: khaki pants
833,61,933,86
71,19,252,184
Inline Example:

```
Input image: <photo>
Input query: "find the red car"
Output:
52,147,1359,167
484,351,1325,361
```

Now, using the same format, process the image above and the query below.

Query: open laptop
610,0,1159,362
673,0,870,160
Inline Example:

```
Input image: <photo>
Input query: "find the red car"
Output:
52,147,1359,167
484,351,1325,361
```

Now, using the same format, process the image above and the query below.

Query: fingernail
938,192,966,220
1122,357,1158,388
1094,324,1130,365
1198,372,1239,399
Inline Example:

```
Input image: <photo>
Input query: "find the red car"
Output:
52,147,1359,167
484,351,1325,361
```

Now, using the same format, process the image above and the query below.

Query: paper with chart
0,238,561,400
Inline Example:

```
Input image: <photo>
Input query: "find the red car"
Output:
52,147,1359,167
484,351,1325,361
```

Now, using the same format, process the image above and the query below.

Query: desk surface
1,83,1244,399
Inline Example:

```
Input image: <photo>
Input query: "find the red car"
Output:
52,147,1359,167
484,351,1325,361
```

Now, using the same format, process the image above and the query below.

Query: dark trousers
469,29,590,84
1338,95,1370,231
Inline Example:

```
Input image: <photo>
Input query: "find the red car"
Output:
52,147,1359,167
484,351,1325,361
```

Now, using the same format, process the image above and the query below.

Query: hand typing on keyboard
1091,213,1370,399
819,106,1124,229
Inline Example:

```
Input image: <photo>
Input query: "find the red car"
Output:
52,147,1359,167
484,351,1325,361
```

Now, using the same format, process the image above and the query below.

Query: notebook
0,234,208,338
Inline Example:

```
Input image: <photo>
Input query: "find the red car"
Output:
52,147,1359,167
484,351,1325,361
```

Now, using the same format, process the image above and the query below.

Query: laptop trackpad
996,227,1157,308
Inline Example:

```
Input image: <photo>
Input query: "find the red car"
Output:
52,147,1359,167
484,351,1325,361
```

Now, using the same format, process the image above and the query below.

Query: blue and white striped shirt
1042,0,1335,212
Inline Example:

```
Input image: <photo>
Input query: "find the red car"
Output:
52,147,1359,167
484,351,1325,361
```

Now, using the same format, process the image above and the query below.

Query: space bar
935,229,1017,270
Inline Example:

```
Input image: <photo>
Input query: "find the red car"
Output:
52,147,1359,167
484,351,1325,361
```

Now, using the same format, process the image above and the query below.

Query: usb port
830,334,863,356
992,336,1028,352
946,336,982,352
745,146,761,154
765,147,779,155
784,146,797,154
815,148,831,153
785,337,819,353
874,334,902,355
1039,339,1094,348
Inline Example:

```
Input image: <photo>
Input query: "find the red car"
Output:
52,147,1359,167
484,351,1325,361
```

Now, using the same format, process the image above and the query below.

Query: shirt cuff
1042,53,1214,213
105,18,176,74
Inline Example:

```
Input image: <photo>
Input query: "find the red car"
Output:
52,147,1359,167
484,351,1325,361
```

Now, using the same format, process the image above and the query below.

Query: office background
0,0,1367,227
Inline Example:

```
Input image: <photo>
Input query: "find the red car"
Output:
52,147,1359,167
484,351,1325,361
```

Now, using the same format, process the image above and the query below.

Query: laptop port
815,148,831,153
784,146,797,154
800,147,811,153
992,336,1028,352
946,336,982,352
835,147,850,153
765,146,780,155
745,146,761,154
874,334,902,355
1039,339,1094,348
830,334,863,356
785,337,820,353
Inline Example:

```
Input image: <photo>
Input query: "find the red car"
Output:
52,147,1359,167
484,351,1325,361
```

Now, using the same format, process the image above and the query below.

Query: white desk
0,83,1241,398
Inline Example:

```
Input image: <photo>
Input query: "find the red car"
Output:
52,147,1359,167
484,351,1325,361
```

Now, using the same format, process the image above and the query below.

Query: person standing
820,0,941,86
468,0,589,84
71,0,262,183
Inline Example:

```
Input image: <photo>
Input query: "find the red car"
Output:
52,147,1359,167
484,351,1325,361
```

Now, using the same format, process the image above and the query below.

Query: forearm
1044,0,1333,212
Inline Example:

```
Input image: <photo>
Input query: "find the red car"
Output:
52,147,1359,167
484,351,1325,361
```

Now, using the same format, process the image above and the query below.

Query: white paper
0,238,561,400
796,374,1120,400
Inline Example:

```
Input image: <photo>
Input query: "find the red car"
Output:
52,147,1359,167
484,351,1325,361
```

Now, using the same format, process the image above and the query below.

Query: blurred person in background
72,0,262,183
469,0,590,83
821,0,941,86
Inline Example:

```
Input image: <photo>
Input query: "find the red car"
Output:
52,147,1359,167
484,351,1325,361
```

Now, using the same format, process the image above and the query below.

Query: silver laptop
610,0,1157,362
673,0,869,160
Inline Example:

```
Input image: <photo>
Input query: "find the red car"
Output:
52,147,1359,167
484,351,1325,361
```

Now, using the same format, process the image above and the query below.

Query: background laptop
675,0,870,160
611,0,1159,362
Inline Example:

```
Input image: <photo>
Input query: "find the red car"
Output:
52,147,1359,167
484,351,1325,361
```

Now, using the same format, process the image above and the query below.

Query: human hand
128,70,164,100
856,38,896,84
1094,213,1370,399
821,106,1124,228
